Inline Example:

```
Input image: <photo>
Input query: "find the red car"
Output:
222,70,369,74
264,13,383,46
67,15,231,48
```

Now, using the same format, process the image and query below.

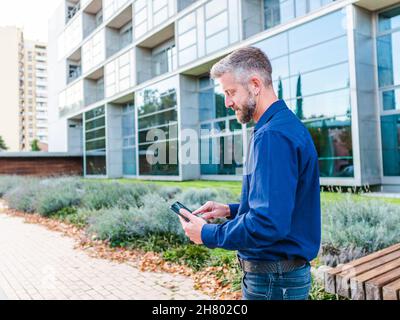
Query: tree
30,139,41,152
295,74,304,120
278,77,283,100
0,136,8,151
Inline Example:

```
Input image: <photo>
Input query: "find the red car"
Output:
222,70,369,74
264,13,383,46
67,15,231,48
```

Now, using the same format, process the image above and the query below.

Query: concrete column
179,74,201,180
106,103,123,178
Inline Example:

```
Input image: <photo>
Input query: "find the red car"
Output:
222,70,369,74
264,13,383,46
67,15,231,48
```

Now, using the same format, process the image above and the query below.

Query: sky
0,0,62,42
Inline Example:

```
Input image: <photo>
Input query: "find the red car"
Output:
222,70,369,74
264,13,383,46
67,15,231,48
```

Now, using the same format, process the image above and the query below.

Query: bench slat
324,244,400,294
349,258,400,300
382,278,400,300
335,249,400,298
365,267,400,300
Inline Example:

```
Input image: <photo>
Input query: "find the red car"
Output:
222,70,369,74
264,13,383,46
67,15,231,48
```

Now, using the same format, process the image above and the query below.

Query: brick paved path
0,209,209,300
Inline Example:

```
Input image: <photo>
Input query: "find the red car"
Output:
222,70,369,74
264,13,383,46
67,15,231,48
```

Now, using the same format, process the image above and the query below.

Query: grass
98,178,244,197
97,178,400,205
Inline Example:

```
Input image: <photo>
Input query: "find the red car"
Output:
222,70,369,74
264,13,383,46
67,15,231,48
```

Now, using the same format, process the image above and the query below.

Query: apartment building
0,27,24,152
0,27,49,151
48,0,400,190
22,41,49,151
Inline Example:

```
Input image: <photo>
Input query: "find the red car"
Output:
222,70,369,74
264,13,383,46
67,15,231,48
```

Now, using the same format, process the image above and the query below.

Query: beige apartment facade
0,26,48,152
0,27,23,152
22,41,49,151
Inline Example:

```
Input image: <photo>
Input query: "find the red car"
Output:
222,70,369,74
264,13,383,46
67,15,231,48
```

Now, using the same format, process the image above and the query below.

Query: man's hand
178,209,207,245
192,201,231,221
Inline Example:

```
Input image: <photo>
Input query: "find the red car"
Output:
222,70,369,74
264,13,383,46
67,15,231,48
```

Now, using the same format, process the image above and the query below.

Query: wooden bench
323,243,400,300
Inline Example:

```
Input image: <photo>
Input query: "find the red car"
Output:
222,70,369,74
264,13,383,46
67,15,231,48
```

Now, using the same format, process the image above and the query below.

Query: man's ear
250,76,262,95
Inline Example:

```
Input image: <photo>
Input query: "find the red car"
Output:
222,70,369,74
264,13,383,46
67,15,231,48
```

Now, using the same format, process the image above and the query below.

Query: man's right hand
192,201,231,221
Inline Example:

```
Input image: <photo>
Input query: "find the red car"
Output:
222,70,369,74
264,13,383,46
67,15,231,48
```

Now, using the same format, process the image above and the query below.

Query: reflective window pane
139,140,179,175
377,31,400,87
381,115,400,176
378,6,400,33
122,103,136,176
200,134,243,175
306,117,354,178
199,79,234,121
290,36,348,75
254,32,289,60
289,63,350,98
137,77,179,176
263,0,336,31
85,105,106,176
288,9,346,52
382,88,400,111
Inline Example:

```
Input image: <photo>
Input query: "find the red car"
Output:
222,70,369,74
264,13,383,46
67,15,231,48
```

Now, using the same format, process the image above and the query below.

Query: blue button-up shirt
201,100,321,262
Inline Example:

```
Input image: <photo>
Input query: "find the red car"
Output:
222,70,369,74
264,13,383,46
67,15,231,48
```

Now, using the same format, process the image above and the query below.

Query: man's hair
210,46,273,87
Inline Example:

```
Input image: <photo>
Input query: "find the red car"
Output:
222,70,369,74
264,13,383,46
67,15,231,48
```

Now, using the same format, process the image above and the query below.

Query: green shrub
62,208,99,228
3,178,39,213
176,188,238,209
81,182,153,210
132,233,188,252
156,186,182,200
0,176,25,197
34,179,83,216
163,245,211,271
321,195,400,266
87,194,187,246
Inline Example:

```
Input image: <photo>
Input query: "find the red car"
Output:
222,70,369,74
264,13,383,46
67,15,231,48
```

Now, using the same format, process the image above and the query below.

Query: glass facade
58,0,400,187
137,77,179,176
264,0,335,30
122,103,136,175
199,76,244,175
256,9,354,177
85,105,107,175
378,6,400,177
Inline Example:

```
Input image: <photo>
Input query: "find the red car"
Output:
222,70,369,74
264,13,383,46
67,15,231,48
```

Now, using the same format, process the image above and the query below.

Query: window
137,77,179,176
151,42,177,78
122,103,136,175
255,10,353,178
85,106,106,176
381,114,400,176
198,76,244,176
178,0,197,12
377,6,400,177
264,0,335,30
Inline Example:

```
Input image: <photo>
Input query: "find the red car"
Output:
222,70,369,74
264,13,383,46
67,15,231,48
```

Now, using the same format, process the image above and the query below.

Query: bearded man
178,47,321,300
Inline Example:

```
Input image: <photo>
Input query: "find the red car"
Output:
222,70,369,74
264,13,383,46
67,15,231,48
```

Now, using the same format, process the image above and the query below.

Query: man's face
218,73,257,124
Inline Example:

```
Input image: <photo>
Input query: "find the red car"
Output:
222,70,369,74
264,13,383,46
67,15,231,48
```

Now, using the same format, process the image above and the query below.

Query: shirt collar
255,100,288,131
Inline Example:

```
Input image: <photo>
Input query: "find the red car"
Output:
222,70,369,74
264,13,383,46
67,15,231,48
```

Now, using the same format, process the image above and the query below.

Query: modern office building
48,0,400,190
0,26,49,152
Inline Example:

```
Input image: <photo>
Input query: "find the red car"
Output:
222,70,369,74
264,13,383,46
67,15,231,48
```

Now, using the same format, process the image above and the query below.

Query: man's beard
237,91,257,124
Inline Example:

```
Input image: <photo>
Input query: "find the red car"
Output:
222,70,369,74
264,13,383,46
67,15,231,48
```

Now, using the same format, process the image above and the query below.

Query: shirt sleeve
201,130,299,250
228,203,240,220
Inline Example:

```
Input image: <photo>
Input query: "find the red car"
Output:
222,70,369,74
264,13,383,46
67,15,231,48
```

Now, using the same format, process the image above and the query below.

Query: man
178,47,321,300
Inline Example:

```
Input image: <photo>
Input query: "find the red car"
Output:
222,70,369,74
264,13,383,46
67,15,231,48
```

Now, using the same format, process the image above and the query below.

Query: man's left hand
178,209,207,245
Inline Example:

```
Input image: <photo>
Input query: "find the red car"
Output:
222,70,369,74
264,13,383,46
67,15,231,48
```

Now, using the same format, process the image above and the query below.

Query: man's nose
225,95,234,109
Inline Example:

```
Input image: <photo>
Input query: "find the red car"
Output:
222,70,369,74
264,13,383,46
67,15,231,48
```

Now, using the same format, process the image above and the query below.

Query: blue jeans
241,262,312,300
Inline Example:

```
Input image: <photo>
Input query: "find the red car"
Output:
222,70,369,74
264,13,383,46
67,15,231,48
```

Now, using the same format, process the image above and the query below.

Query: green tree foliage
30,139,41,152
0,136,8,151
